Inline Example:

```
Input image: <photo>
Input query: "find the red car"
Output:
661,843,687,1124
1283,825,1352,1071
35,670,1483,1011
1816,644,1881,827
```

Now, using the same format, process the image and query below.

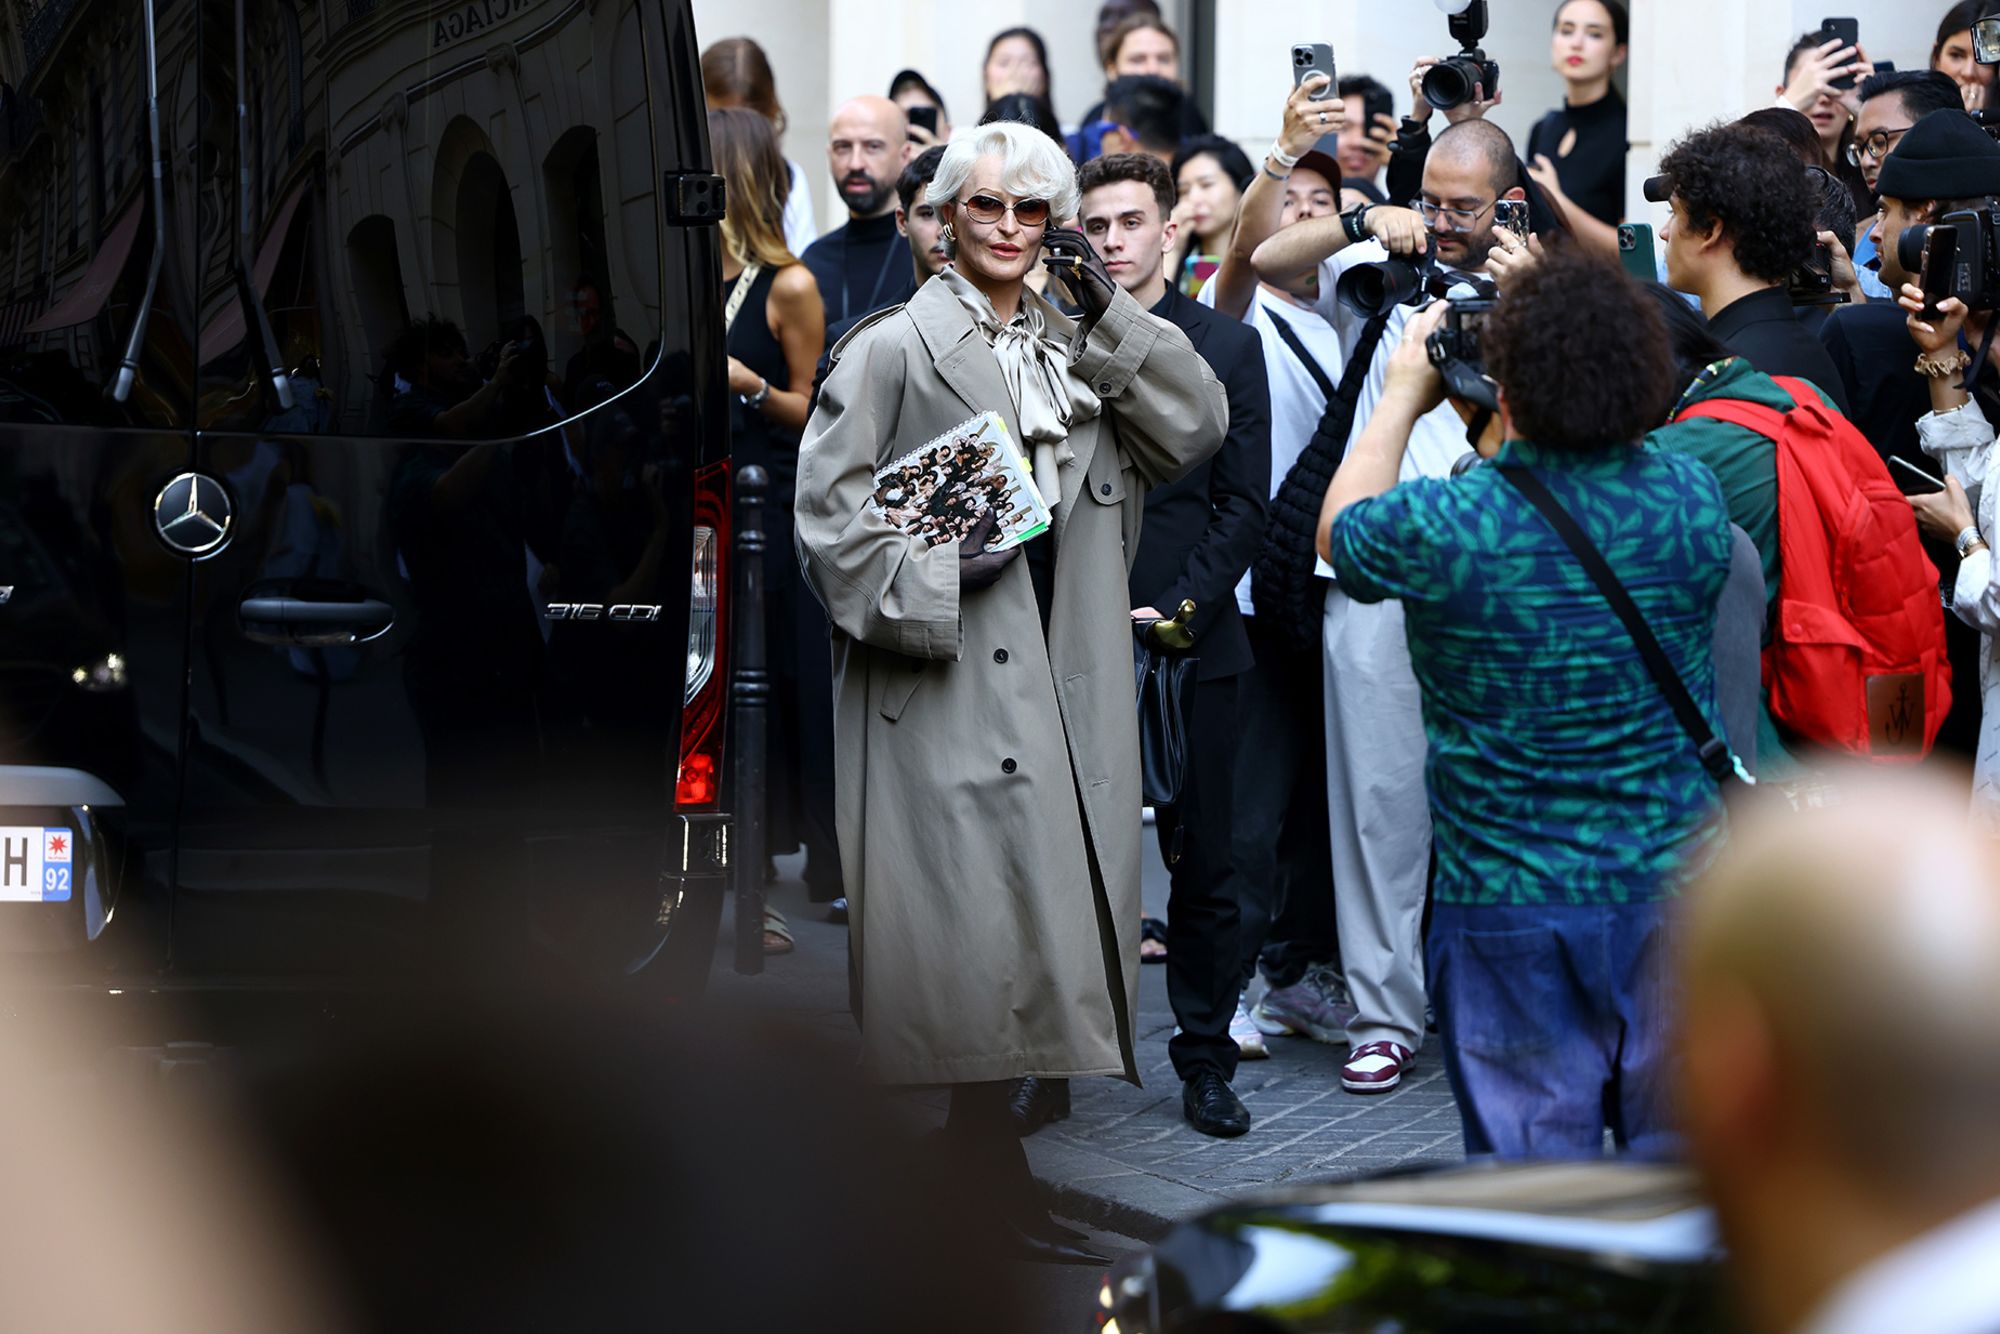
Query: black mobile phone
1362,85,1394,128
907,104,939,136
1292,43,1336,100
1921,225,1960,320
1616,222,1656,282
1889,455,1946,493
1820,17,1861,90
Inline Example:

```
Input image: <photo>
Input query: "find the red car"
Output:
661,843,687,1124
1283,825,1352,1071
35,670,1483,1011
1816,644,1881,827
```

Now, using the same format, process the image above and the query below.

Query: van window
198,0,665,438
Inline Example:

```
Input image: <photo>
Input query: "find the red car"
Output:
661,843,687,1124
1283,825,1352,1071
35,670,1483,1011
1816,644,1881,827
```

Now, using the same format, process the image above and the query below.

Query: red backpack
1673,376,1950,762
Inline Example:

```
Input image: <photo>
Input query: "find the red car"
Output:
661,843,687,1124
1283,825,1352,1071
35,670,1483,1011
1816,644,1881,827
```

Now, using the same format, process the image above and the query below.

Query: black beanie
1877,108,2000,201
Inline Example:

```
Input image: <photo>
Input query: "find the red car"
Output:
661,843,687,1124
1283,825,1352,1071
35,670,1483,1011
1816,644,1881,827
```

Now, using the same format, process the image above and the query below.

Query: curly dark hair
1656,120,1817,284
1078,151,1175,217
1484,246,1672,453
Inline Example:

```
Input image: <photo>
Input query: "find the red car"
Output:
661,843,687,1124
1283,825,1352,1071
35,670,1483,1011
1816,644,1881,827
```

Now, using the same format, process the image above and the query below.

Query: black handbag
1133,601,1198,809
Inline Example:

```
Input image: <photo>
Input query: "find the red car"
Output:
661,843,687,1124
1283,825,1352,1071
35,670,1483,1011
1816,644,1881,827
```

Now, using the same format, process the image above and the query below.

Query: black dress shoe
1182,1070,1251,1138
1007,1076,1071,1137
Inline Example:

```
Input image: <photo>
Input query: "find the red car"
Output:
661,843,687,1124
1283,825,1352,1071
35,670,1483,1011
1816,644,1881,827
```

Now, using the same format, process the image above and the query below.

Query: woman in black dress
1525,0,1628,255
709,107,831,948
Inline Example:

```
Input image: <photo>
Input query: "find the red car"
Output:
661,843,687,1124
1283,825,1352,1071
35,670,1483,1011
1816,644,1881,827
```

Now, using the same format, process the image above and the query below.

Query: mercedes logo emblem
154,472,233,556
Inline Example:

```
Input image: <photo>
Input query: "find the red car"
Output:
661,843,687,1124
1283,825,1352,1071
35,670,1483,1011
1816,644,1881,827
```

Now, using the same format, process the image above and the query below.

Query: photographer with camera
1317,245,1733,1157
1655,120,1853,414
1248,117,1523,1097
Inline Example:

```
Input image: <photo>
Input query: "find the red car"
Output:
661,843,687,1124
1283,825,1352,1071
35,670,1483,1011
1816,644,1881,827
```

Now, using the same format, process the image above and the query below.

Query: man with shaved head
1247,117,1528,1099
802,95,918,339
1681,772,2000,1334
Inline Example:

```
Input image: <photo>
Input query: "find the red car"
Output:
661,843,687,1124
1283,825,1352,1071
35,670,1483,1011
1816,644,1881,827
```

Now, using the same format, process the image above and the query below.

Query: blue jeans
1427,901,1680,1159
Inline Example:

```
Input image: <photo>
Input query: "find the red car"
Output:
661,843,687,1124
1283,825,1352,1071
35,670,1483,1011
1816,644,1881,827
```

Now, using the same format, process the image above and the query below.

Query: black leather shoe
1182,1070,1251,1138
1007,1076,1071,1137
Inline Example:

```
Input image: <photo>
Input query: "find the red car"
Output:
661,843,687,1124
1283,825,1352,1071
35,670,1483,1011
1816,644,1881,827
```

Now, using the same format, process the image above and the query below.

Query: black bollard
731,465,770,975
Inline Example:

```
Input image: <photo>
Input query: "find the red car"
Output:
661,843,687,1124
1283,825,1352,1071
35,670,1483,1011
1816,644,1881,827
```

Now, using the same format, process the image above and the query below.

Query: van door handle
238,596,395,646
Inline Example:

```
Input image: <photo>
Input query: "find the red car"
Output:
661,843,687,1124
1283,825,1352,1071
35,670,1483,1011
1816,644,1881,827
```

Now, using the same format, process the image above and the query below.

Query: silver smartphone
1494,199,1530,242
1889,455,1946,493
1292,43,1336,100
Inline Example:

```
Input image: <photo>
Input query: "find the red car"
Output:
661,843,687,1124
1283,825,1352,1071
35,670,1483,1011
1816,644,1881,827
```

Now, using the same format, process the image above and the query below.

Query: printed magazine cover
869,411,1052,552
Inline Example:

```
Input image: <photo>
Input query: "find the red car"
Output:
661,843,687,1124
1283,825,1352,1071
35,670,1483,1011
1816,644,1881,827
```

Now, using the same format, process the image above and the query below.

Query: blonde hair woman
795,121,1226,1262
708,106,835,949
701,37,817,257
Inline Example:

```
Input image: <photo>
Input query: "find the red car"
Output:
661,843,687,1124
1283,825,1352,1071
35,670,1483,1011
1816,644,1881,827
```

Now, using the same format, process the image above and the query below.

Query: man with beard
1253,118,1524,1099
802,97,918,339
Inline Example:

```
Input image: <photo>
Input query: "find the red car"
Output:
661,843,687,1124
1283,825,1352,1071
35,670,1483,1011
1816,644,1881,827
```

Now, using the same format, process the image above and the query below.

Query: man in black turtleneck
804,96,919,347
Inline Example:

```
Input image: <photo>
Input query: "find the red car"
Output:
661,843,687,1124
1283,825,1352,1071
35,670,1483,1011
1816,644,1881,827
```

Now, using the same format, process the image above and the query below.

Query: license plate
0,827,72,903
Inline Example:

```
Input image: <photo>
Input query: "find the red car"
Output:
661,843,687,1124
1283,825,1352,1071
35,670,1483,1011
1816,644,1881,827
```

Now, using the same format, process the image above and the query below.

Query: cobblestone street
714,849,1466,1241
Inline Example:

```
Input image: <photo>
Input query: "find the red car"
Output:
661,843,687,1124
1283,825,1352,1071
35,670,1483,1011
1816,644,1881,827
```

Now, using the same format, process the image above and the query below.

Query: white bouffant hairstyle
925,121,1079,223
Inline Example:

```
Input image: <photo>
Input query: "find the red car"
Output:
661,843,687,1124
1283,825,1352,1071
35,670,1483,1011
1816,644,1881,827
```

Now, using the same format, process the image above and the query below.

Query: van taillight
677,461,729,809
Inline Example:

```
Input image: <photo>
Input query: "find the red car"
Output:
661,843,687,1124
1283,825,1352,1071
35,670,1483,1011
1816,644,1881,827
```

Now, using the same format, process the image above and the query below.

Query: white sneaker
1230,996,1269,1059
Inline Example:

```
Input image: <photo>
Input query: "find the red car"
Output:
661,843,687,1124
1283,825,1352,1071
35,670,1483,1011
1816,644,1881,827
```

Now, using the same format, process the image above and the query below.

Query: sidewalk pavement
711,853,1464,1243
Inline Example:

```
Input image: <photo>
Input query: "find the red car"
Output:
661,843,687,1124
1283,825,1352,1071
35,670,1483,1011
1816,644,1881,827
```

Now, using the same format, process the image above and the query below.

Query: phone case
1292,43,1336,100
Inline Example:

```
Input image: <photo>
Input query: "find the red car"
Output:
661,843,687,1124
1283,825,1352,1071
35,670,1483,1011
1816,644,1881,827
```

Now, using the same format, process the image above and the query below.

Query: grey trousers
1322,586,1431,1053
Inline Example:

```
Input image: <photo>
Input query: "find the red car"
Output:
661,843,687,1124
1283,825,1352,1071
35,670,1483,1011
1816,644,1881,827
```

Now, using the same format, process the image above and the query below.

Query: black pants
1162,673,1243,1083
1230,615,1339,991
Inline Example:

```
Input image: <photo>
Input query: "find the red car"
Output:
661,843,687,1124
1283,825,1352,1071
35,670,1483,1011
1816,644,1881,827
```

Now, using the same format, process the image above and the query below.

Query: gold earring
940,221,955,243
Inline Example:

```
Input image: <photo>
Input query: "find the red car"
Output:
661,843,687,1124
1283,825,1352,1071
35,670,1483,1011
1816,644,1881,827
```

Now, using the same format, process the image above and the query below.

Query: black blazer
1128,286,1272,682
1708,286,1853,417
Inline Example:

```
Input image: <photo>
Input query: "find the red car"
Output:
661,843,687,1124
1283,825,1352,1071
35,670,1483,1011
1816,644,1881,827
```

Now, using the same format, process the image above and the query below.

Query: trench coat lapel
906,277,1023,449
906,277,1099,529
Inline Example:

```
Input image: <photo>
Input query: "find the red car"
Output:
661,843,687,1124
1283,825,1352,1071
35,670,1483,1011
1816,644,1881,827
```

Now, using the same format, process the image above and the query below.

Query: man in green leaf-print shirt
1317,248,1733,1158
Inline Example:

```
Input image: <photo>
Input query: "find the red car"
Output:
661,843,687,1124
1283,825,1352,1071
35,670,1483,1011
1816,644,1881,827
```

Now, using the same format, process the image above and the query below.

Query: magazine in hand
869,411,1052,552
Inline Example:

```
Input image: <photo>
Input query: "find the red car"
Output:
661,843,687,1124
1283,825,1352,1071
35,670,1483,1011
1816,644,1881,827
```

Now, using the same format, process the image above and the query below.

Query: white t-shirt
783,159,818,260
1199,280,1344,616
1311,240,1480,583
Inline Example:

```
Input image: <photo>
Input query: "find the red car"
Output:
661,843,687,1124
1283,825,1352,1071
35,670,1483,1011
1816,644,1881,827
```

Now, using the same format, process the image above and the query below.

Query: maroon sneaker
1341,1040,1414,1094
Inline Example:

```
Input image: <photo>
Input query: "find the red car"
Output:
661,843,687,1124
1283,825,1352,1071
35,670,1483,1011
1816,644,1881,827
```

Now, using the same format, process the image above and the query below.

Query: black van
0,0,731,1014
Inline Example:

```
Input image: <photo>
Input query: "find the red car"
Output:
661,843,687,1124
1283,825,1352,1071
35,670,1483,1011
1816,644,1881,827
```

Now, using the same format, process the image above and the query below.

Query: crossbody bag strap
1265,305,1337,403
723,262,763,333
1497,463,1744,787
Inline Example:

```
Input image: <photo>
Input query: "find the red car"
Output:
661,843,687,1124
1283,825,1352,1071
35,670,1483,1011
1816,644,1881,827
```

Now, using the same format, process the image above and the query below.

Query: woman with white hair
795,121,1227,1263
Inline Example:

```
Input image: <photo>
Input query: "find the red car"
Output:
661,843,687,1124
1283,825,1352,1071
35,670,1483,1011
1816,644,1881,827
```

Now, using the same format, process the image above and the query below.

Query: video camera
1422,0,1500,112
1898,202,2000,312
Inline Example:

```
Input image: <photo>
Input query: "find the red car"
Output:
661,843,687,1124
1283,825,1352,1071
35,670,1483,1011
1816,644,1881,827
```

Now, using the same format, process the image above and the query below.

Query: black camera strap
1497,463,1745,788
1966,315,2000,399
1265,305,1337,404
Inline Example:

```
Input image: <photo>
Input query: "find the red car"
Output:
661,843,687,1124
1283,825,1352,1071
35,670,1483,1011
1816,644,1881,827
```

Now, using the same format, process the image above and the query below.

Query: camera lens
1896,225,1932,278
1336,257,1426,318
1422,57,1476,110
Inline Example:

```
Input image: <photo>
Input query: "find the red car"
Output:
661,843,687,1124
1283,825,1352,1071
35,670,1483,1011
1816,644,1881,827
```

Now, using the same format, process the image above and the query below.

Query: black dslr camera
1898,202,2000,312
1426,297,1500,413
1422,0,1500,111
1336,239,1455,318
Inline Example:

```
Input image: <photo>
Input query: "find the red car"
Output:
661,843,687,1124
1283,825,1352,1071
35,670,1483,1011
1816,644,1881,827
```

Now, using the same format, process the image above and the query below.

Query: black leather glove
1041,227,1117,321
957,511,1021,592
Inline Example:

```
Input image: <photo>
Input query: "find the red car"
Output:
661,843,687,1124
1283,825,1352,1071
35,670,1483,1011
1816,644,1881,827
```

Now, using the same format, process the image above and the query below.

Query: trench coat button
1001,758,1018,774
1099,482,1112,496
1098,381,1112,394
993,648,1009,663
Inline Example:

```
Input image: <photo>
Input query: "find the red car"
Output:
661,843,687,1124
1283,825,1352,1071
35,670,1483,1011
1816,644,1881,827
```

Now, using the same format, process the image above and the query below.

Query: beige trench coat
795,275,1228,1086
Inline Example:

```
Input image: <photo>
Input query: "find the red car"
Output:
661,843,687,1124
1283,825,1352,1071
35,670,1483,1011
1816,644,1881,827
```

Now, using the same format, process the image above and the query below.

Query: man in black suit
1655,120,1851,415
1061,152,1270,1138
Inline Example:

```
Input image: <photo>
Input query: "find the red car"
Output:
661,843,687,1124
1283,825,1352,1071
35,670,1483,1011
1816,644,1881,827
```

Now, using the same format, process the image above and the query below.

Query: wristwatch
741,377,770,410
1957,524,1988,559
